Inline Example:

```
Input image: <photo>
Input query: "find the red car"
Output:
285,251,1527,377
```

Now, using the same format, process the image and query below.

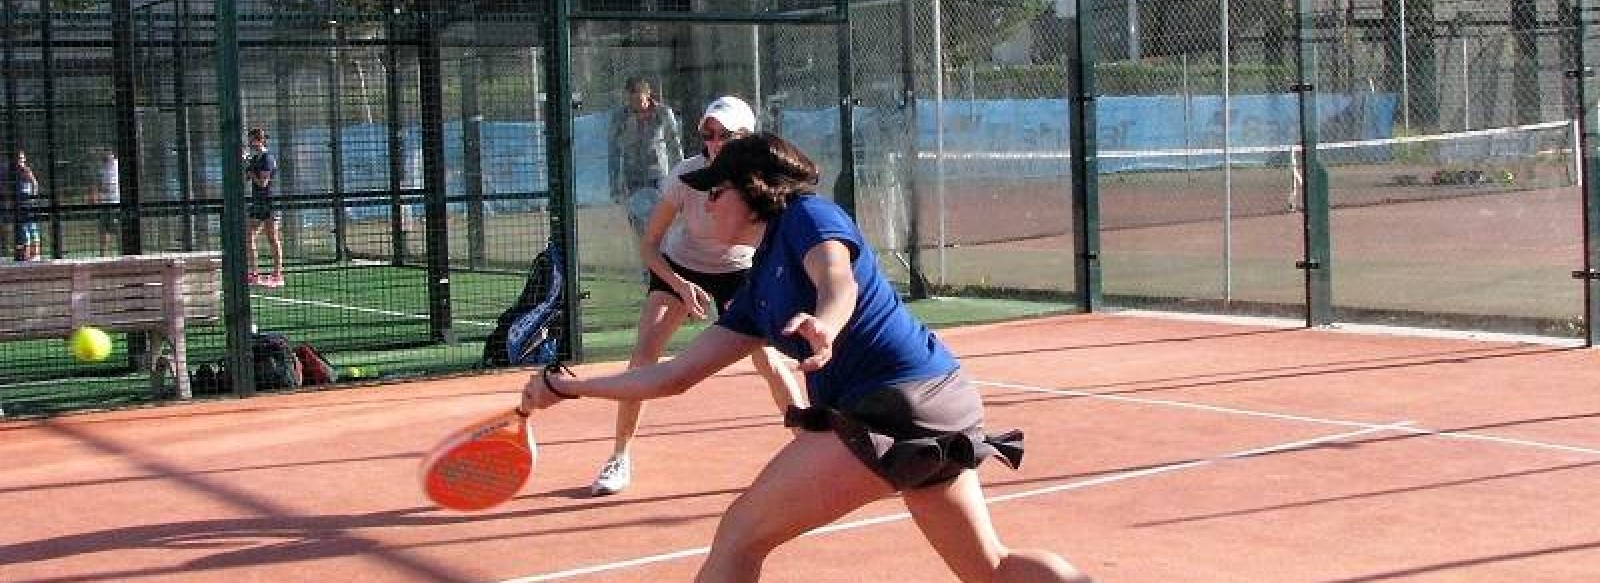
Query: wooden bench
0,252,224,402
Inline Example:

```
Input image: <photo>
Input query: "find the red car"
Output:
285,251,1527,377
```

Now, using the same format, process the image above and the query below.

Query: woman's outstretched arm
524,326,764,409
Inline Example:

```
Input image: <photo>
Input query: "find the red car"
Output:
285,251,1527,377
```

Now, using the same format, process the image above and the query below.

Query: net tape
901,120,1573,170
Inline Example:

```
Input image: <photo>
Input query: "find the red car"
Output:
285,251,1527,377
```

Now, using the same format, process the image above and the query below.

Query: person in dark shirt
11,151,41,261
243,127,283,287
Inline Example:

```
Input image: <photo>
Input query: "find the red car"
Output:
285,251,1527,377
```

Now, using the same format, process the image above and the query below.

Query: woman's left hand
673,280,714,320
781,313,836,371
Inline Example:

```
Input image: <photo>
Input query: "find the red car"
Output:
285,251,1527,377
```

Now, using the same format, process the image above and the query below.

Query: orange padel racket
420,408,537,511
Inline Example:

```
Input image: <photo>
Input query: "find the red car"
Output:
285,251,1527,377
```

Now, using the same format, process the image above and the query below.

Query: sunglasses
700,130,741,143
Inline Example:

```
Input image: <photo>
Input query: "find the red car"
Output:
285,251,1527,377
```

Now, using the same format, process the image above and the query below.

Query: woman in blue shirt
521,133,1089,583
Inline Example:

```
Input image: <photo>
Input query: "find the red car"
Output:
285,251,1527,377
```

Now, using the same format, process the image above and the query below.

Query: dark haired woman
522,133,1090,583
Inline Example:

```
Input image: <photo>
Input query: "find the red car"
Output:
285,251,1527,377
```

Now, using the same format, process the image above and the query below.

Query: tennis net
857,120,1577,248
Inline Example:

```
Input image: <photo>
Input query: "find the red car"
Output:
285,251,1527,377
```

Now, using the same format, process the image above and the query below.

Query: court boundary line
978,380,1600,458
251,293,497,328
493,367,1598,582
1114,308,1585,348
491,421,1411,583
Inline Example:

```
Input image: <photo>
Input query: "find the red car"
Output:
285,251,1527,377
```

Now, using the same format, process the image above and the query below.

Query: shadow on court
3,313,1597,582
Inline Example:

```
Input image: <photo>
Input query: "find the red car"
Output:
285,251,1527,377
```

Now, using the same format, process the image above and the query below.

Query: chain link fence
1,1,563,416
849,0,1584,334
851,0,1079,297
0,0,1591,416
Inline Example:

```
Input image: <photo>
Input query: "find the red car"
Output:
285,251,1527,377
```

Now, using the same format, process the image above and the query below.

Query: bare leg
264,218,284,278
749,347,805,438
592,290,689,495
697,431,895,582
613,291,687,456
903,470,1092,583
245,219,261,275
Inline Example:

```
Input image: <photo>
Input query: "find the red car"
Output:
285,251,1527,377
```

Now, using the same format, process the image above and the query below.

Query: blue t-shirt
11,162,37,212
246,150,277,197
718,194,958,408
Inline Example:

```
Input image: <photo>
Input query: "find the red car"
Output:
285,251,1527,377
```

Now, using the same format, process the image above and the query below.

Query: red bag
294,344,338,386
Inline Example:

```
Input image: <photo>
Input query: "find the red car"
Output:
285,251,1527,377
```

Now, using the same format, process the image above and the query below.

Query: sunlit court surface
3,312,1597,583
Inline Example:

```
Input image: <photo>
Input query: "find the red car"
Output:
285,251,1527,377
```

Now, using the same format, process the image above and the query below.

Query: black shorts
248,198,276,222
646,255,748,314
784,371,1024,491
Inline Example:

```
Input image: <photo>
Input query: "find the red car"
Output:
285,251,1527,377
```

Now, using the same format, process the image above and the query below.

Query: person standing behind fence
11,151,41,262
609,77,684,244
589,96,806,496
89,149,120,256
244,127,284,288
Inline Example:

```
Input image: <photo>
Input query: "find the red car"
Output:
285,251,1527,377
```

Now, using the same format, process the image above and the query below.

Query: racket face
420,410,537,511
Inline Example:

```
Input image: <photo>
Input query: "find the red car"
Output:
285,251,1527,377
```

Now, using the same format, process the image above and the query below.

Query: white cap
700,96,756,134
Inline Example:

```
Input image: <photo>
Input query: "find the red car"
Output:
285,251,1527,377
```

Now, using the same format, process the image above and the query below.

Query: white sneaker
590,454,631,496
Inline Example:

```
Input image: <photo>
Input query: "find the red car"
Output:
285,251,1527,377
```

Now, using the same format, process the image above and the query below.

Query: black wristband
543,367,578,399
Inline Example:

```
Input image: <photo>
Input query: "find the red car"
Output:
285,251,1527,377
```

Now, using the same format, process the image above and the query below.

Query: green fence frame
1573,0,1600,346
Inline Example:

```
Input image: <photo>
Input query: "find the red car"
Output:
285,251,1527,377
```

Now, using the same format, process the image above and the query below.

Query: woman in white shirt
589,96,806,496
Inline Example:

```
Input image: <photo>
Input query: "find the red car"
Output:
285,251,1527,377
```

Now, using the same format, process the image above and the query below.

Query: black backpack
251,332,303,390
191,361,230,395
483,240,565,367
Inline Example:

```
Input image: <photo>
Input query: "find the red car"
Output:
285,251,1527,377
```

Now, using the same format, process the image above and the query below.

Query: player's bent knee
712,499,789,558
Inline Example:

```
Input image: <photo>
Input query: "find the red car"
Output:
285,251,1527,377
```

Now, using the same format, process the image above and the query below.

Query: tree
940,0,1052,67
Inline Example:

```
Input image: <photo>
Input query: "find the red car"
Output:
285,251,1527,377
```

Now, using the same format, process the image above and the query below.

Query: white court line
979,380,1600,457
491,421,1410,583
979,379,1385,429
1113,308,1585,348
1391,425,1600,457
494,372,1600,583
251,294,496,328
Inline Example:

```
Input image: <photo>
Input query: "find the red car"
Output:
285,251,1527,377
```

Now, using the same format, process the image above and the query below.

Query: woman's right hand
781,313,838,371
520,372,568,412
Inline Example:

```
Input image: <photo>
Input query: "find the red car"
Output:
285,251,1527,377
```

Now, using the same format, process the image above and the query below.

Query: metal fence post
418,0,453,345
835,0,857,218
1294,0,1332,327
1571,0,1600,346
216,0,257,396
385,0,407,265
462,46,487,270
900,0,928,300
546,0,583,361
1068,0,1102,312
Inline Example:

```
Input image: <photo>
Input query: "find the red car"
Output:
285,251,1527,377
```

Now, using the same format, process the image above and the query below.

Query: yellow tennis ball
68,327,113,362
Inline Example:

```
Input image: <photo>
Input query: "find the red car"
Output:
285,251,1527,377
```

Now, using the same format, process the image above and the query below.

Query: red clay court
2,312,1597,582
